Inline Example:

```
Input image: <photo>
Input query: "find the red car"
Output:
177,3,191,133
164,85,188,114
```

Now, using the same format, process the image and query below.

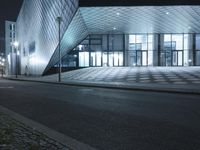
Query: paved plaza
5,67,200,94
57,67,200,85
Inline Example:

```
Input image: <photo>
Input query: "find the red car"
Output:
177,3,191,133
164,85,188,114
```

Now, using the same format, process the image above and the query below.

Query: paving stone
0,112,71,150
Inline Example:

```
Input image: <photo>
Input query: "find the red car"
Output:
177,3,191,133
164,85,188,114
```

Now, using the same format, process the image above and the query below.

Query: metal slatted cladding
78,6,200,34
16,0,78,75
44,5,200,74
43,9,88,74
79,0,200,6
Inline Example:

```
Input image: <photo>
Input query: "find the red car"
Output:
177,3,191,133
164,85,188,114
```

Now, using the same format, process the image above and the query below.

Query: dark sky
0,0,23,36
0,0,23,52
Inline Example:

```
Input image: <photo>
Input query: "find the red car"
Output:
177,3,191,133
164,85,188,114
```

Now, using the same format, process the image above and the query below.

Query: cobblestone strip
0,112,71,150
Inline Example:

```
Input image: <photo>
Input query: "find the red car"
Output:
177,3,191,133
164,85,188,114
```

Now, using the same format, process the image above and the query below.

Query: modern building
5,21,19,75
13,0,200,76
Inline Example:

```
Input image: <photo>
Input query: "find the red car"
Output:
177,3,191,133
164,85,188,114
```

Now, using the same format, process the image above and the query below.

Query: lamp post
13,41,19,78
56,16,62,82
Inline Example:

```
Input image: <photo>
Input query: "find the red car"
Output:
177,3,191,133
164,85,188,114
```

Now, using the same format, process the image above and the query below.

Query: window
29,41,36,54
9,24,15,31
90,39,101,45
196,34,200,50
79,52,89,67
129,34,149,50
172,34,183,50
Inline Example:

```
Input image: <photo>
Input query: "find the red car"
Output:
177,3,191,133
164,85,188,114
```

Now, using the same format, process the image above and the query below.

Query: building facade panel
79,0,200,7
43,8,89,74
13,2,200,76
16,0,78,75
5,21,17,75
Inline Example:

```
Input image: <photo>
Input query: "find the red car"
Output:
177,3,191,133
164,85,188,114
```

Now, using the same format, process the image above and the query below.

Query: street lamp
12,41,19,78
56,16,62,82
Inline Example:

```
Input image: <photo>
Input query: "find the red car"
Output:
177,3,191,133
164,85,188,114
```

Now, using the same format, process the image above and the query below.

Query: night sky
0,0,23,52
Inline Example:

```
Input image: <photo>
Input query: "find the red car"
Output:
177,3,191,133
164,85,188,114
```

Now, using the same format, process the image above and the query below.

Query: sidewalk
4,67,200,95
0,105,96,150
0,108,70,150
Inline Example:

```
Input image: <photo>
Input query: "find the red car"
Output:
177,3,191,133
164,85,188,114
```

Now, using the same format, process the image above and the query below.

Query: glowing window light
96,52,101,66
8,54,11,64
78,45,83,50
114,52,119,66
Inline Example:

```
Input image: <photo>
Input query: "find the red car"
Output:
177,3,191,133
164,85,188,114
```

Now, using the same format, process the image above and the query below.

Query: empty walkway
5,67,200,94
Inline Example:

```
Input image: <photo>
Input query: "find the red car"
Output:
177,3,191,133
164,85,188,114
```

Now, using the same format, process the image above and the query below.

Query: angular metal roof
44,6,200,74
80,6,200,34
79,0,200,7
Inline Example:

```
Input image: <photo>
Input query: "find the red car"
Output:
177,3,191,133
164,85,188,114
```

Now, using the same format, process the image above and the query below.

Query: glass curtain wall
64,33,196,68
184,34,193,66
128,34,155,66
196,34,200,66
75,34,124,67
161,34,192,66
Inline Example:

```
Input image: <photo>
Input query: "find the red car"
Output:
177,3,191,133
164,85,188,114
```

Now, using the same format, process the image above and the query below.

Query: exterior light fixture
166,12,169,15
116,12,120,16
13,41,19,48
113,27,117,30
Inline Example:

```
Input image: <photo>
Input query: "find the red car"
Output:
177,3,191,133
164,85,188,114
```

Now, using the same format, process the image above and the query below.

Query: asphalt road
0,79,200,150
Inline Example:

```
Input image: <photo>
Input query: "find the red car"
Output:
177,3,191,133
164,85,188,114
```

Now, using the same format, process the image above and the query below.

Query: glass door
103,52,108,66
108,52,114,66
136,51,142,66
142,51,147,66
172,51,183,66
90,52,96,67
136,51,147,66
90,52,102,67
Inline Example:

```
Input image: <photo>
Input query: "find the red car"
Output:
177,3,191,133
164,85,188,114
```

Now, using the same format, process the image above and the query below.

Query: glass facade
69,34,124,67
127,34,156,66
160,34,193,66
61,33,200,68
196,34,200,66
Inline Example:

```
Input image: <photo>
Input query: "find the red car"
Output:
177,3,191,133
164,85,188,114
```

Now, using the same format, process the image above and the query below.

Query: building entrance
136,51,148,66
108,52,123,67
172,50,183,66
90,52,102,67
160,51,171,66
160,51,183,66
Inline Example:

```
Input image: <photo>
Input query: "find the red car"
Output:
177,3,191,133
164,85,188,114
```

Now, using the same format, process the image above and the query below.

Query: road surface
0,79,200,150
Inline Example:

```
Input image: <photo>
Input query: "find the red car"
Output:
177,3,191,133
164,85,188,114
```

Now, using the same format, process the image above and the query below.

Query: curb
4,77,200,95
0,105,97,150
